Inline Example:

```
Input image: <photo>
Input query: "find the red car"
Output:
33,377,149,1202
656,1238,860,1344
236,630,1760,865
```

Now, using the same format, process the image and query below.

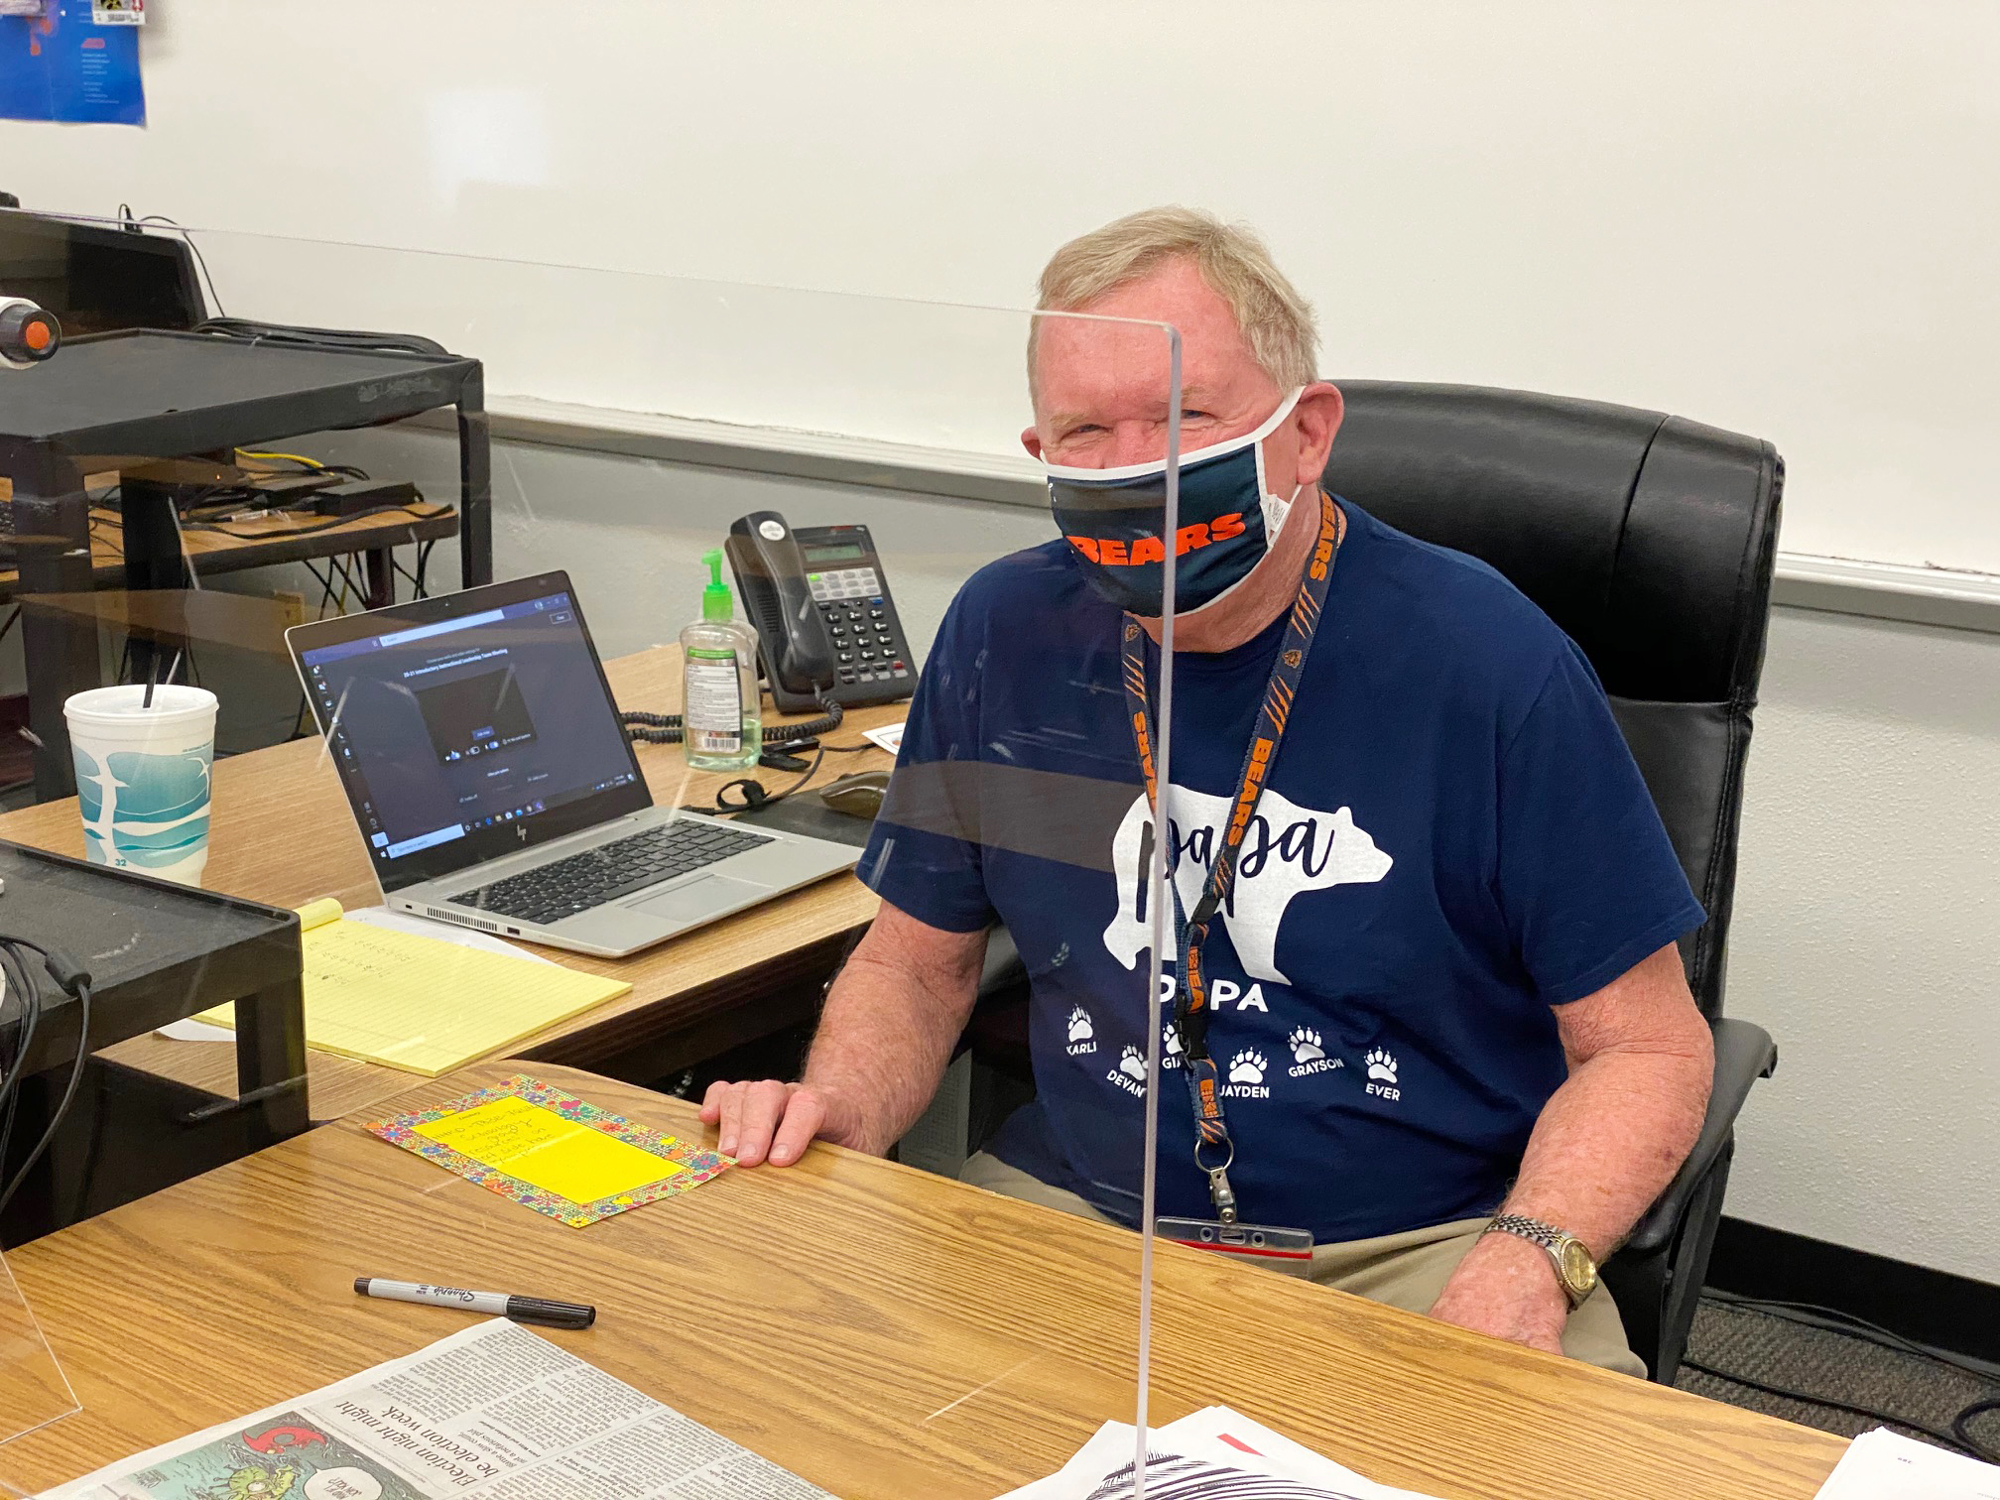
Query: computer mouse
819,770,890,821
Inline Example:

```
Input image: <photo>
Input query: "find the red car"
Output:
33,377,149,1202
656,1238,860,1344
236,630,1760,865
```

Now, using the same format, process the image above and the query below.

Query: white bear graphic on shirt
1101,785,1392,984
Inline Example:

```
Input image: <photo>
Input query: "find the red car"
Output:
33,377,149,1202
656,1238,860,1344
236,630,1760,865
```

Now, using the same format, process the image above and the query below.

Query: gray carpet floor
1675,1295,2000,1461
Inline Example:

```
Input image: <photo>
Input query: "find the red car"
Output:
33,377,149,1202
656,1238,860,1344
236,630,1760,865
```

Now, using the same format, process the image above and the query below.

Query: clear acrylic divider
0,212,1184,1497
0,1246,79,1461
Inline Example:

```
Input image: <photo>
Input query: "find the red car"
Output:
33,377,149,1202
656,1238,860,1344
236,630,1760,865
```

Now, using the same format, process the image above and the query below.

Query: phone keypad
815,588,908,687
798,530,912,701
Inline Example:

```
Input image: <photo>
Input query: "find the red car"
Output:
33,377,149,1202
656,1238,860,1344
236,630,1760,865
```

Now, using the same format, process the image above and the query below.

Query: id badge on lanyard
1122,492,1343,1274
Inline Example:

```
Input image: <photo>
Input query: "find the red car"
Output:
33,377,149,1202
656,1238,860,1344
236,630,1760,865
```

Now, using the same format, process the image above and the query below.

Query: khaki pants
960,1151,1644,1379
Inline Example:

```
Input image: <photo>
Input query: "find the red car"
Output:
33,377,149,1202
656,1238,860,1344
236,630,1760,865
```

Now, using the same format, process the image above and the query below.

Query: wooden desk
0,648,897,1121
0,1063,1847,1499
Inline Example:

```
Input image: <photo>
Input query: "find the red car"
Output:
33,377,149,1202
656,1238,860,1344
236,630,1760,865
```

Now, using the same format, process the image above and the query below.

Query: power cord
0,944,44,1176
1689,1291,2000,1462
193,316,451,359
702,742,828,814
1683,1359,1997,1462
0,937,93,1219
116,205,227,318
622,691,856,816
112,205,450,359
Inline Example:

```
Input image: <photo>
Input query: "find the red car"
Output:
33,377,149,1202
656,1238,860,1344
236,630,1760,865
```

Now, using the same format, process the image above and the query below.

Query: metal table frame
0,330,491,798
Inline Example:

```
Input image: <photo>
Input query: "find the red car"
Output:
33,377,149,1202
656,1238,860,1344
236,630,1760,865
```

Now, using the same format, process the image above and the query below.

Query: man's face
1023,257,1331,492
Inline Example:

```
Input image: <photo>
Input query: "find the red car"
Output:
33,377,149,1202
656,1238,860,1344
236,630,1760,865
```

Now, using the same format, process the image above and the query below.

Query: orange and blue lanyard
1120,491,1343,1222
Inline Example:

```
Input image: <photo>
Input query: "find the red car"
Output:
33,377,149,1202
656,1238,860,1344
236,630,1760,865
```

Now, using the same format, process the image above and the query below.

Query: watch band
1484,1213,1597,1308
1489,1213,1563,1251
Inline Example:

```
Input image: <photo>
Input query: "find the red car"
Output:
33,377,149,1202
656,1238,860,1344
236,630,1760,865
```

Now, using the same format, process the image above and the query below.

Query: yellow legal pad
196,899,631,1077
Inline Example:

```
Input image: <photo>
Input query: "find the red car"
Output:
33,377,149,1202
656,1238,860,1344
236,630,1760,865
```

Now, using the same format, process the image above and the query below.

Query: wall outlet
273,589,307,628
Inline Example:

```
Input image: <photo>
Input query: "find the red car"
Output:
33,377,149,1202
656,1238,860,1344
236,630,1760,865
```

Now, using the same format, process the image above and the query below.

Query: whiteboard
3,0,1996,573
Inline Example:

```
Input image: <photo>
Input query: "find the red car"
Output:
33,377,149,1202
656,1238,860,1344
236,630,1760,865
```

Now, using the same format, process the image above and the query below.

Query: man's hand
1428,942,1711,1360
698,902,989,1168
1428,1230,1569,1357
699,1080,865,1167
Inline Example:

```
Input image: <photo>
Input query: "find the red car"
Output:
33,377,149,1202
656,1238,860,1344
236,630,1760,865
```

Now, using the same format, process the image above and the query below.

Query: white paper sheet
996,1406,1442,1500
1814,1428,2000,1498
862,722,904,756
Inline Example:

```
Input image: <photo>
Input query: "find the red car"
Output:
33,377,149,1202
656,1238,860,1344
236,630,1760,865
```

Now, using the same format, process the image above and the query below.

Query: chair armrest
1620,1016,1776,1256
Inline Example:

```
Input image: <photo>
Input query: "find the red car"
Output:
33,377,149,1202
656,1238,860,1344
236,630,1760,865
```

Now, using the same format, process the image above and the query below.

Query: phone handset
724,511,839,714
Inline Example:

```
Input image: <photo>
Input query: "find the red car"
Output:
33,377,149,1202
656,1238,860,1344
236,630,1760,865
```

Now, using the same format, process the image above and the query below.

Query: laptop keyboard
452,821,773,927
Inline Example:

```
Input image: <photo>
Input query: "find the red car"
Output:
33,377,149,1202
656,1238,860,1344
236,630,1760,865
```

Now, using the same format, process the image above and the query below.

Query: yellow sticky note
413,1094,683,1204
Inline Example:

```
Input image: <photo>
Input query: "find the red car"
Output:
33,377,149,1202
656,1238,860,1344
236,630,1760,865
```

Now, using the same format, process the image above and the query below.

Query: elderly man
703,207,1712,1377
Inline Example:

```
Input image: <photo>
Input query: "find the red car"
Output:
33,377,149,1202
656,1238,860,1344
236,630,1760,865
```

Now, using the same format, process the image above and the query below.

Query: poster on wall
0,0,145,125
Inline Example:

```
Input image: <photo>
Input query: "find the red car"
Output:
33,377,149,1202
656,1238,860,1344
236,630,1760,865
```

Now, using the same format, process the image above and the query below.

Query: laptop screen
292,573,650,892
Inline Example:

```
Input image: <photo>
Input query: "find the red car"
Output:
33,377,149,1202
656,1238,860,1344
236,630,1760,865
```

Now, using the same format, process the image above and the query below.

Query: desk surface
0,1062,1847,1499
0,647,897,1121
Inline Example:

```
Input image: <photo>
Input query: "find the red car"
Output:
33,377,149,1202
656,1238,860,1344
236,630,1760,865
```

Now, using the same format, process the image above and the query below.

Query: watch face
1561,1238,1598,1293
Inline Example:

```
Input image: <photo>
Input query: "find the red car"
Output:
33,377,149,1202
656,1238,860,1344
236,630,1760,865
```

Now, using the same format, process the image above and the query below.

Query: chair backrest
1320,382,1784,1018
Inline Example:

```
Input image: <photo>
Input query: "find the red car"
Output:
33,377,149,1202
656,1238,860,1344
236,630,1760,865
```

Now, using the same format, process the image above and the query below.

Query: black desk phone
723,511,915,714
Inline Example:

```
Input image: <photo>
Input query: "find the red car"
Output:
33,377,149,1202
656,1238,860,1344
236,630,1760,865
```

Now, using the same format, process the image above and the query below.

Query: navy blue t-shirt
859,499,1703,1242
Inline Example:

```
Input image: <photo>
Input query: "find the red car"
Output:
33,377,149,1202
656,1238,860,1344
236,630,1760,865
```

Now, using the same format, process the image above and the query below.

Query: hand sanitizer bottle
680,549,761,771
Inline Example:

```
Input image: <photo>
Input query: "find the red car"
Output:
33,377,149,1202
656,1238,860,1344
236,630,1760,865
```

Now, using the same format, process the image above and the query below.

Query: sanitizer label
685,657,743,754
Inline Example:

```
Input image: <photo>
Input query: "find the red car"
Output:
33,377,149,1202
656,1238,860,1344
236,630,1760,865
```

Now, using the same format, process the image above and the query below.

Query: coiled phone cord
619,692,845,749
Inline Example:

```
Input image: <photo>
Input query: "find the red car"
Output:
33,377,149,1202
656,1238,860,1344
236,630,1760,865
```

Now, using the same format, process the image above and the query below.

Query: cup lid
64,684,219,724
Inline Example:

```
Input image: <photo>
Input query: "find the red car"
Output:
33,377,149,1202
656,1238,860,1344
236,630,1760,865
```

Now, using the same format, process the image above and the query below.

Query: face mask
1044,387,1305,616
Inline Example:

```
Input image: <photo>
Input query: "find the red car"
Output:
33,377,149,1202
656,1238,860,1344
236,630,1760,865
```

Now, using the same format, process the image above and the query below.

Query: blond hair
1031,206,1319,392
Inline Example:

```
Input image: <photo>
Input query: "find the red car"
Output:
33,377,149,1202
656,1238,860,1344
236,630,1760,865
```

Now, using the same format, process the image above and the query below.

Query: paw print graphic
1288,1027,1325,1064
1228,1049,1267,1085
1118,1044,1146,1080
1066,1007,1094,1043
1164,1025,1183,1057
1365,1047,1398,1084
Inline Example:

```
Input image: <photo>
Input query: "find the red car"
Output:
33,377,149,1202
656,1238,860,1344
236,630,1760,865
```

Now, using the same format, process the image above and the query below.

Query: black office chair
964,381,1783,1385
1319,381,1782,1383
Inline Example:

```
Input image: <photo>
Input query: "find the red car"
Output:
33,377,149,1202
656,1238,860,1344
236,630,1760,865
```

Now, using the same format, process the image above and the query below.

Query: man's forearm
1501,1041,1711,1257
1429,945,1712,1354
800,937,980,1156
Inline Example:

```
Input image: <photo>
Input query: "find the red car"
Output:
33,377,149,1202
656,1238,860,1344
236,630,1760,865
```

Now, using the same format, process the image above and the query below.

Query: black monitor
0,210,206,336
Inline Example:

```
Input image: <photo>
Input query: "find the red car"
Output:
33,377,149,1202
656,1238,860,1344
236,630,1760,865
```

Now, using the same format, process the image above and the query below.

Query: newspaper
42,1318,833,1500
999,1405,1443,1500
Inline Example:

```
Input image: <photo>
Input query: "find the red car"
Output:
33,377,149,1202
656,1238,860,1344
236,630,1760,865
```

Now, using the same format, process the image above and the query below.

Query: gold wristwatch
1484,1213,1600,1308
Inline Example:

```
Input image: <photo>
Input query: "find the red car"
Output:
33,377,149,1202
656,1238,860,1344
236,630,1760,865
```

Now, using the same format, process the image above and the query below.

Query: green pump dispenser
701,548,734,624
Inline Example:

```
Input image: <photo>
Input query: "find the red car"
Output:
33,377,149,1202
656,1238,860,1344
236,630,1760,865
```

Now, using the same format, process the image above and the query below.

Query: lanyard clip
1206,1164,1238,1225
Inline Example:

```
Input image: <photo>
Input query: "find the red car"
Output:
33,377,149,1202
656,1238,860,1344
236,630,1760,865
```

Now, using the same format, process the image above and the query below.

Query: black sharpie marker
355,1277,596,1330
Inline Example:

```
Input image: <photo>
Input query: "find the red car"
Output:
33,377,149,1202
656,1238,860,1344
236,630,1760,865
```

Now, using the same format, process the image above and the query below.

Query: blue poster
0,0,145,126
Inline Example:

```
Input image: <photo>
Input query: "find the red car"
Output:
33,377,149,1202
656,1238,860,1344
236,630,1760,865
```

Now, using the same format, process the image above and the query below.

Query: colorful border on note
365,1072,733,1228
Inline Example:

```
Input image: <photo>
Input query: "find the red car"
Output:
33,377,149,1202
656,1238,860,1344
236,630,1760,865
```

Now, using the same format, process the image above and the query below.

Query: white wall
1727,608,2000,1284
4,2,1998,572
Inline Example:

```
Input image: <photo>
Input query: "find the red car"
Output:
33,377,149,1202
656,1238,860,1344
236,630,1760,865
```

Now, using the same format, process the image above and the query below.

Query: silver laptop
285,570,859,958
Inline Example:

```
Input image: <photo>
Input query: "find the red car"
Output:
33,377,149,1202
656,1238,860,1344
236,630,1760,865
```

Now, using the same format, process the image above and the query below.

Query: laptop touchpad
631,874,769,923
